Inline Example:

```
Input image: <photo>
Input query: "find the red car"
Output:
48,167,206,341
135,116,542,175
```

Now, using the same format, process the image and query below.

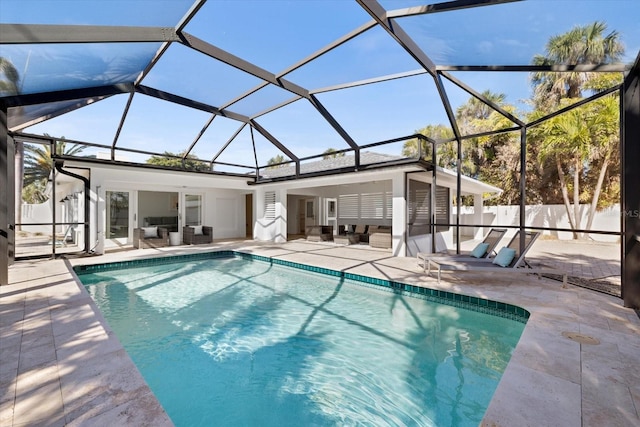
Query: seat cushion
492,247,516,267
471,242,490,258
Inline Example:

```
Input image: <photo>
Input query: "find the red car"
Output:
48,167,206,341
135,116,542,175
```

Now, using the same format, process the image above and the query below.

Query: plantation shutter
361,192,384,219
435,186,450,232
338,194,358,219
264,191,276,220
407,180,430,236
384,191,392,219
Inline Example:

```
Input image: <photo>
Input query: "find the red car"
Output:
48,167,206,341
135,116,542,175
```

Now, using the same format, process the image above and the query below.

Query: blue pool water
78,255,525,427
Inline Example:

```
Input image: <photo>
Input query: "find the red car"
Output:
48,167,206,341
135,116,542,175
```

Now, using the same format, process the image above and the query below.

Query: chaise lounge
425,230,567,286
183,225,213,245
416,228,507,268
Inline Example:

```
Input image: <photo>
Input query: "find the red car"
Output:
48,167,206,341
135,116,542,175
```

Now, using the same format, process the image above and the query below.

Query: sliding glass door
105,190,133,247
183,194,202,226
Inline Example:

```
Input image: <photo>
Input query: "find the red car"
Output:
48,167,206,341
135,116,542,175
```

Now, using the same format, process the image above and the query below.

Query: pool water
79,256,525,427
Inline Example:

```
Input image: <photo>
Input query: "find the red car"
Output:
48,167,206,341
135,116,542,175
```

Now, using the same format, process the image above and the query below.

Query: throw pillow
142,226,157,238
492,247,517,267
192,225,203,235
471,242,490,258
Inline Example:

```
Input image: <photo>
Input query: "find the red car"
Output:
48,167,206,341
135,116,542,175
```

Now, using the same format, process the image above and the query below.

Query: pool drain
561,331,600,345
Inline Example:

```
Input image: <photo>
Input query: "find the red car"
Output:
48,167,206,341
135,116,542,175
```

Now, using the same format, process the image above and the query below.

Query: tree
22,138,86,203
0,57,20,96
2,57,23,228
535,95,620,238
23,139,85,186
530,21,624,238
266,154,287,169
530,21,623,110
402,124,453,160
322,148,345,160
146,151,210,171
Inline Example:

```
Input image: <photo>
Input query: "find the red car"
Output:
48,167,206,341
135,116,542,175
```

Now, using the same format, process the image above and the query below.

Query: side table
169,231,180,246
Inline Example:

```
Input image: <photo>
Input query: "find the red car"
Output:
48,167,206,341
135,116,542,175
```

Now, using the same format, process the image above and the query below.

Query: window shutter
264,191,276,220
338,194,358,219
361,192,383,219
407,180,430,236
384,191,392,219
435,186,450,232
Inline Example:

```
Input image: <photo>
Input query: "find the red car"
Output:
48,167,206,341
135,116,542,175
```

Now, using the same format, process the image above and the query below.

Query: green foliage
21,137,86,202
400,21,623,220
322,148,345,160
266,154,288,169
146,151,211,171
0,57,20,96
530,21,623,110
21,181,48,204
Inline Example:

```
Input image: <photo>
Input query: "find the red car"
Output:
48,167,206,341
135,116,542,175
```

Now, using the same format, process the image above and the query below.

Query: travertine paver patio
2,240,638,426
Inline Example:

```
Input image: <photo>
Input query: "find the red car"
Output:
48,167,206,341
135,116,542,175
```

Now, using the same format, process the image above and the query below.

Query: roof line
0,23,180,44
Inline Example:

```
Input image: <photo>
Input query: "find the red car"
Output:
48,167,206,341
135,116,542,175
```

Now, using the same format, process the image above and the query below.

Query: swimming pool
76,251,527,427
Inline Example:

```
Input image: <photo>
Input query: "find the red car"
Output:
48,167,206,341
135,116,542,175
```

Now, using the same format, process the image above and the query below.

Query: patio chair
417,228,507,269
133,227,169,249
425,230,567,287
369,226,392,249
183,225,213,245
353,224,368,242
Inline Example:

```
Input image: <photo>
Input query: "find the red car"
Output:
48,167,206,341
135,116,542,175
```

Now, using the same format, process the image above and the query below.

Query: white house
57,151,501,257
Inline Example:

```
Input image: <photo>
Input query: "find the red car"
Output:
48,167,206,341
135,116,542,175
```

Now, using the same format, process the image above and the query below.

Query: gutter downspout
54,160,90,254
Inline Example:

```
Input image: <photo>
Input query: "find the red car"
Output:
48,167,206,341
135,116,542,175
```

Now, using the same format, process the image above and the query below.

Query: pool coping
74,249,530,323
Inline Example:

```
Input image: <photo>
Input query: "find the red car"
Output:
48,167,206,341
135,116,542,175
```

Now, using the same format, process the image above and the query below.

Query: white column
253,186,265,240
392,175,406,257
274,188,288,243
474,194,484,240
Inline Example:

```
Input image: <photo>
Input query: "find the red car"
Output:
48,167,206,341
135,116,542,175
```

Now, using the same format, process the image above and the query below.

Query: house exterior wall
71,163,249,253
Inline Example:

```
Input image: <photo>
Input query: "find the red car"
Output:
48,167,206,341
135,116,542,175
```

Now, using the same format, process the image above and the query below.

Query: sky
2,0,639,171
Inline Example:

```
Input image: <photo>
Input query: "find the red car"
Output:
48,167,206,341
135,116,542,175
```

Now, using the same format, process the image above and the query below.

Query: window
184,194,202,226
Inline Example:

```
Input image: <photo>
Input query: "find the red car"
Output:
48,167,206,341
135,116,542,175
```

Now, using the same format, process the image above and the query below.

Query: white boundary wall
458,204,620,242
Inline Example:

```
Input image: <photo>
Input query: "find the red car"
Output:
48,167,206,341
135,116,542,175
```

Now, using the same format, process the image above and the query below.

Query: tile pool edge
74,250,530,323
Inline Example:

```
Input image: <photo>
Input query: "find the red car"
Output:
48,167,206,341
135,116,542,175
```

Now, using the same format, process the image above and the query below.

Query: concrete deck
2,240,638,426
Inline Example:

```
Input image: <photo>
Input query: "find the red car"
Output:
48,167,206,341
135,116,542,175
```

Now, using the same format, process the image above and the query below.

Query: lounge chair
425,231,567,286
354,224,368,242
417,228,507,269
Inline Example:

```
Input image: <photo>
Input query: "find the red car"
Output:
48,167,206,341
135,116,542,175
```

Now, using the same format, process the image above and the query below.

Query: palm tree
402,124,453,160
455,90,506,136
1,57,22,229
530,21,624,238
535,95,619,238
23,138,86,201
530,21,623,110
